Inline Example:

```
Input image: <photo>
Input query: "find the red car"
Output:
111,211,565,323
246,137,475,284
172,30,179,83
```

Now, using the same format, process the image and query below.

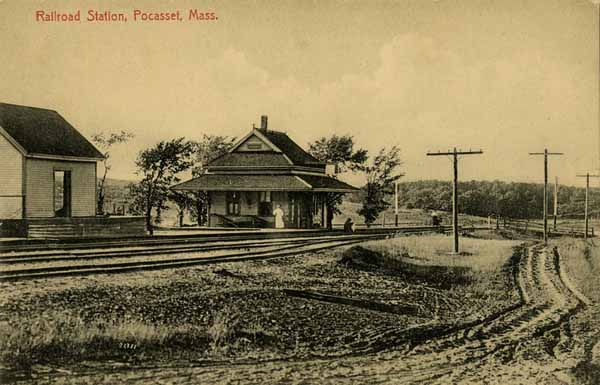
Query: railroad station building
172,116,358,228
0,103,145,238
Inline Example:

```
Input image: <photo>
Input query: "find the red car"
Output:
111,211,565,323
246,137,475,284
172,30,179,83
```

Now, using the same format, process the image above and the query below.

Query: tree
189,135,236,226
91,131,134,215
134,138,195,234
358,146,404,226
125,180,167,217
308,134,368,228
308,134,368,173
125,182,146,216
192,135,237,176
168,190,195,227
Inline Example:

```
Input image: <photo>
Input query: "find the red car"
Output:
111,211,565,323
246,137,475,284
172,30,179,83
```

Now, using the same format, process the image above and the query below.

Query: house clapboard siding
25,158,96,218
0,134,23,218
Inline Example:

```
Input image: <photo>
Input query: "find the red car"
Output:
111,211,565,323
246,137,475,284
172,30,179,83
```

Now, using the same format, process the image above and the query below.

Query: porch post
206,191,211,227
320,194,325,228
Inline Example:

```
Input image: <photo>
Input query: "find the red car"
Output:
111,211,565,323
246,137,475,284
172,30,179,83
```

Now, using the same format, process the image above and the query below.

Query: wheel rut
384,243,591,384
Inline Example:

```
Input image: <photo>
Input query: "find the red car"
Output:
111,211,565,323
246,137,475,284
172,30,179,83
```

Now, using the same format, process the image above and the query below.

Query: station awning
171,174,357,193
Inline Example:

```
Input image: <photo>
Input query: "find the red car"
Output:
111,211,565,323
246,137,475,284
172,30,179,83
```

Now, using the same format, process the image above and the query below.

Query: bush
208,306,241,352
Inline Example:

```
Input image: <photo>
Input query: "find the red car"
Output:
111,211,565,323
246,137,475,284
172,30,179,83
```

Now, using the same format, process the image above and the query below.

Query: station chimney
259,115,268,132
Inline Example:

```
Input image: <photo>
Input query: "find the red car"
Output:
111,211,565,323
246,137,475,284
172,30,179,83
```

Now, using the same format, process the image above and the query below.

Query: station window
226,192,240,215
258,191,272,216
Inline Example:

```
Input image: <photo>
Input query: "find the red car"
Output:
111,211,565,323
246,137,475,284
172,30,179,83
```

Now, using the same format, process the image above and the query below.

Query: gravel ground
0,236,521,383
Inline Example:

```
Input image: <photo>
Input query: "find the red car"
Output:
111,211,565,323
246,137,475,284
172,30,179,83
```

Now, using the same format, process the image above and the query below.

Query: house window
226,192,240,215
258,191,272,216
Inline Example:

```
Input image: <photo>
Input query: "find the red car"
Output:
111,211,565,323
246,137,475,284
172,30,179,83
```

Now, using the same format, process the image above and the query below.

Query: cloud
116,32,592,185
2,26,595,186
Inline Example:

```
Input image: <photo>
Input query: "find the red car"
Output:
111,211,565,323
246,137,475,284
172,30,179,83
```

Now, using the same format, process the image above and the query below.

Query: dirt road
27,243,593,385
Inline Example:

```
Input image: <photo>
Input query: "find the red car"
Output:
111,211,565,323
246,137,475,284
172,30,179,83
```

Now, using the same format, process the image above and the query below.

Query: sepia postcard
1,0,599,384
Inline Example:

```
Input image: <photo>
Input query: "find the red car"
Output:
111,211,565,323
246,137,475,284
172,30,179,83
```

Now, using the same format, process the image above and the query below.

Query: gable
230,128,323,168
234,133,278,153
0,132,23,196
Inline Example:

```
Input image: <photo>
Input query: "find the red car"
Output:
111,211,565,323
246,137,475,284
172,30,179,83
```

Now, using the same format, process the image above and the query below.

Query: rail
0,226,457,281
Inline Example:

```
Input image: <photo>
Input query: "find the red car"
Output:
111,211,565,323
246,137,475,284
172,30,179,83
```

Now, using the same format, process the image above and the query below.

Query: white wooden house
172,116,358,228
0,103,145,238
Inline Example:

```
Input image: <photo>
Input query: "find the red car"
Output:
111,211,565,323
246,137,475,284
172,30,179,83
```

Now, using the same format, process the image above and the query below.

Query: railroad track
0,226,452,282
0,235,369,264
0,225,450,254
0,227,449,281
0,226,450,263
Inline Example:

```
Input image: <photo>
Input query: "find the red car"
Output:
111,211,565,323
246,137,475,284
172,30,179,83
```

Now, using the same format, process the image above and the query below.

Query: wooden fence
502,218,594,238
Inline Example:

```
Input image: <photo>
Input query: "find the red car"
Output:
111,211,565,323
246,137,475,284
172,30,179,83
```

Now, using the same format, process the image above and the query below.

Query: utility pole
394,181,399,227
529,149,563,244
576,173,599,240
553,176,558,232
427,148,483,253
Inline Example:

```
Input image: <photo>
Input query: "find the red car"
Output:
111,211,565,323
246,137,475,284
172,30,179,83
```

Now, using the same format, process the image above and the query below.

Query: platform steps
25,217,147,239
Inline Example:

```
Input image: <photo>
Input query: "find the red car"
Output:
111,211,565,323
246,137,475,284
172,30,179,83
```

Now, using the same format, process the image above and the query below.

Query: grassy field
363,235,514,270
551,238,600,385
555,239,600,302
0,233,520,372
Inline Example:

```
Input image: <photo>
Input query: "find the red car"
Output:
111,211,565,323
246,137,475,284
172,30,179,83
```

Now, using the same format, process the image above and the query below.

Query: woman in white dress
273,204,285,229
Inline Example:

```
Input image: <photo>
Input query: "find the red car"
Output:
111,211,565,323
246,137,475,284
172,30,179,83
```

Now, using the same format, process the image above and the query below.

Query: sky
1,0,599,187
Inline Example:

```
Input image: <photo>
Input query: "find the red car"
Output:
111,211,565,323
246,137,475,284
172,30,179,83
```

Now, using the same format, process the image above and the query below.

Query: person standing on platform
273,204,285,229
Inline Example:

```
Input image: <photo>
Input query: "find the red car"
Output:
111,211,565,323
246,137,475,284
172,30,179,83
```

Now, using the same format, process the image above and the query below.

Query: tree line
93,131,598,228
395,180,599,220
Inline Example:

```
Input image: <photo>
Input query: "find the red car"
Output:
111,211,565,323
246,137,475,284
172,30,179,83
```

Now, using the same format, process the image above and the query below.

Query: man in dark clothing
344,218,355,233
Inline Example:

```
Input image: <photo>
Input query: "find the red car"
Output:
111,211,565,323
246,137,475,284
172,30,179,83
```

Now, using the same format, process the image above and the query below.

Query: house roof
261,130,323,166
0,103,104,160
171,173,358,193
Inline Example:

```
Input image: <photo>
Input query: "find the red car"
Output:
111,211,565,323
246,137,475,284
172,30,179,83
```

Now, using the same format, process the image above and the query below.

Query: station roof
225,128,324,168
0,103,104,160
261,130,323,166
210,152,292,167
171,173,358,193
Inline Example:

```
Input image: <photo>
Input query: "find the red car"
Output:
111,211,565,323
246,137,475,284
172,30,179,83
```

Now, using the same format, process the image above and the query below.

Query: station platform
0,227,338,249
152,226,324,236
